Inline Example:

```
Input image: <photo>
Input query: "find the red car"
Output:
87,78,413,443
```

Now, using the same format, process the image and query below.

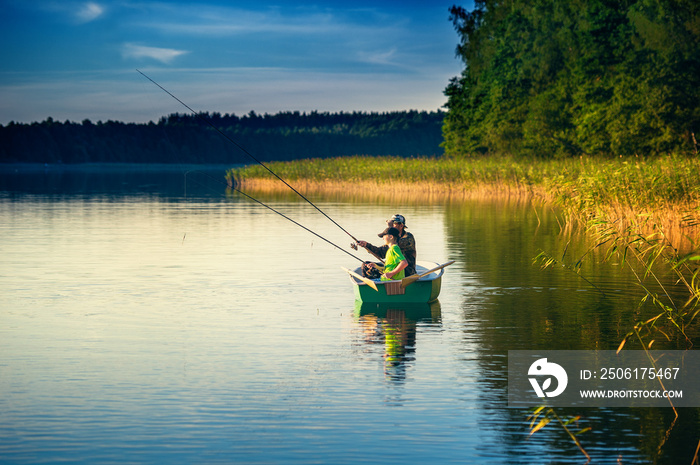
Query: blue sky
0,0,470,124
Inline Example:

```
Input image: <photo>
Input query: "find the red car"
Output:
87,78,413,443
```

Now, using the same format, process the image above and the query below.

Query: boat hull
349,261,444,304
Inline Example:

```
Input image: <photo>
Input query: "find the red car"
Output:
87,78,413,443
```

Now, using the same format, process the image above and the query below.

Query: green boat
346,260,447,304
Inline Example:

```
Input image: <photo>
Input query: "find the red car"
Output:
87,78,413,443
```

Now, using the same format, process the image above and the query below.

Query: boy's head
379,227,401,243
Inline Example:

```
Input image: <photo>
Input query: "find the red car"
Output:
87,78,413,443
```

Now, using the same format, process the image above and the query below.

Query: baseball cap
387,214,406,226
378,226,401,238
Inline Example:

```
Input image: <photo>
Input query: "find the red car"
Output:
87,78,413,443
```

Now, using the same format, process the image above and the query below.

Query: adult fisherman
357,214,417,277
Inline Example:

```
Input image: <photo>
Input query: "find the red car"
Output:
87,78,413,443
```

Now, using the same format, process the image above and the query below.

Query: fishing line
230,186,367,263
183,168,366,262
136,69,363,244
136,133,366,262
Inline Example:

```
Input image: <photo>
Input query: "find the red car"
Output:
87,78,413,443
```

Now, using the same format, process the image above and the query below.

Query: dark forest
0,110,444,164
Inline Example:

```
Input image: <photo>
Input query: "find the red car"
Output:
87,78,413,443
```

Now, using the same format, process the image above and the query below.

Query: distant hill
0,110,445,164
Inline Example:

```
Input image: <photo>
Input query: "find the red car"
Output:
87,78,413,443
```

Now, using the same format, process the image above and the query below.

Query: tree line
0,110,445,164
443,0,700,157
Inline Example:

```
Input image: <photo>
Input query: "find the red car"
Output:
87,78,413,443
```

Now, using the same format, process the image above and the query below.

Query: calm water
0,165,697,464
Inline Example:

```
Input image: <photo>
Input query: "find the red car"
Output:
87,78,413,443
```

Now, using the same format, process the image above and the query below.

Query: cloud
121,44,189,64
125,4,393,38
357,48,400,67
76,2,104,23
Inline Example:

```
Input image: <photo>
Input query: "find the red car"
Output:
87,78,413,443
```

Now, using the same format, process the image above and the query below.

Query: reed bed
227,154,700,249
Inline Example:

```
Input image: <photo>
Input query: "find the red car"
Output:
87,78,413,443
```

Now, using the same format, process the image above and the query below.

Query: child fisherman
366,227,408,281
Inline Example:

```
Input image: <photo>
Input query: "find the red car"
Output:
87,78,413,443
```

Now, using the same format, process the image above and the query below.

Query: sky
0,0,470,124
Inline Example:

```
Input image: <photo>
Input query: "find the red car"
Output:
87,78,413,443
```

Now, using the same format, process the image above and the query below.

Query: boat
346,260,449,303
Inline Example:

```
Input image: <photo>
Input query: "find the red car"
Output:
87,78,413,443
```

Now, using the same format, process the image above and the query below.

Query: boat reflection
354,301,441,383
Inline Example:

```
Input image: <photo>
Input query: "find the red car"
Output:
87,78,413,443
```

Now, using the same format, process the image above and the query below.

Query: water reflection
2,167,698,464
0,163,233,199
354,301,441,383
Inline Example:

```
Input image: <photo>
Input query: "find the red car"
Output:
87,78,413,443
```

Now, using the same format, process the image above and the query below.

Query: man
358,214,417,277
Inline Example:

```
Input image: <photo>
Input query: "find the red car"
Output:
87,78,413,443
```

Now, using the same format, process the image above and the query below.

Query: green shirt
381,244,406,281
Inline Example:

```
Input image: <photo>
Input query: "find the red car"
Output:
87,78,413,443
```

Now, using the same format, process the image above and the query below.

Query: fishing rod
136,69,383,262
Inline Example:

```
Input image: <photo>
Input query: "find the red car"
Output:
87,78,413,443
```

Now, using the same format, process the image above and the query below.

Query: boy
367,227,408,281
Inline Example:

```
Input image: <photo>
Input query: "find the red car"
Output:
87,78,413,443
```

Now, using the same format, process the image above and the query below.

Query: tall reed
228,154,700,249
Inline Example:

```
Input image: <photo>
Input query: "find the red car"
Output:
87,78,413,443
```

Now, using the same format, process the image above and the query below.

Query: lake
0,165,697,464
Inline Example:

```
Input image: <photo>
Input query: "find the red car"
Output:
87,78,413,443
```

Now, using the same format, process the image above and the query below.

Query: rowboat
346,260,450,304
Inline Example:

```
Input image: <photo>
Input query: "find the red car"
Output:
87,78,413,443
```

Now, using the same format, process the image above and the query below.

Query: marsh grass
532,181,699,460
228,154,700,249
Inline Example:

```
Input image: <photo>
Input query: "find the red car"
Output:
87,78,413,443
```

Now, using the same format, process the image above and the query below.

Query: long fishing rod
136,70,376,258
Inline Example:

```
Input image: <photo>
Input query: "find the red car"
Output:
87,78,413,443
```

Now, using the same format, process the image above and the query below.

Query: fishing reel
350,242,358,250
362,261,382,279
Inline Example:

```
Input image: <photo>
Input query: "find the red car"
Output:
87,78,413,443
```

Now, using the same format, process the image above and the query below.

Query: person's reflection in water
356,309,417,384
382,309,417,383
355,302,441,386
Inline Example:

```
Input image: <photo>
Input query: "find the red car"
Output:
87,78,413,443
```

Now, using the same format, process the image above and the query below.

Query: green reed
229,154,551,185
228,154,700,204
229,153,700,255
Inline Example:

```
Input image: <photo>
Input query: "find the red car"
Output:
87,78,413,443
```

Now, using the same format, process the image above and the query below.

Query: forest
0,110,444,164
443,0,700,157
